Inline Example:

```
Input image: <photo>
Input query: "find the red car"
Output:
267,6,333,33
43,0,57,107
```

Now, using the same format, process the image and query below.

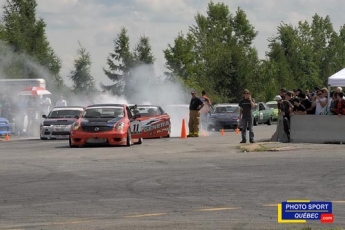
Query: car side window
259,104,265,111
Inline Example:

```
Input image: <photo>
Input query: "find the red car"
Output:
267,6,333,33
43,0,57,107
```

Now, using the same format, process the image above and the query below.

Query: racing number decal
130,121,142,134
259,112,263,120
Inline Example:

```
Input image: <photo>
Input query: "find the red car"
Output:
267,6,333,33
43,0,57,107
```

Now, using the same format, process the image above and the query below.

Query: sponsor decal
143,121,170,132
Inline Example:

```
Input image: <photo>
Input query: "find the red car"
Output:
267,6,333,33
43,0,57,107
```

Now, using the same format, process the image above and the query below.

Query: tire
40,137,47,140
267,116,272,125
69,135,78,148
137,138,143,144
253,118,258,126
126,130,132,147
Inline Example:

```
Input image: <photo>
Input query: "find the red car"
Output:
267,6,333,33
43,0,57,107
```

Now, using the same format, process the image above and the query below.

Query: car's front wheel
126,130,132,147
69,135,78,148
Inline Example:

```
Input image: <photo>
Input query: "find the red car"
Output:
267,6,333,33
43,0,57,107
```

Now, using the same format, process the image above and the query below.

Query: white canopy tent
327,68,345,113
328,68,345,87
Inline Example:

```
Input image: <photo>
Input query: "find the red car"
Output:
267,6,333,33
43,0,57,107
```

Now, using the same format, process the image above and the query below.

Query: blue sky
0,0,343,87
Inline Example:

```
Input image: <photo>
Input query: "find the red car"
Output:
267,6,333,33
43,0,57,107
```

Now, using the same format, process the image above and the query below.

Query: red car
129,104,171,138
69,104,143,147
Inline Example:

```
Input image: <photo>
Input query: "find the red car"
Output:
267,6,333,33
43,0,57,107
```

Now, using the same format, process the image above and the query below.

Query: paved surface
0,124,344,230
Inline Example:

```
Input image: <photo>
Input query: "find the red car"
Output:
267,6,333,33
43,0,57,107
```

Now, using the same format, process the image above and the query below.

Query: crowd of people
0,94,70,136
186,86,345,143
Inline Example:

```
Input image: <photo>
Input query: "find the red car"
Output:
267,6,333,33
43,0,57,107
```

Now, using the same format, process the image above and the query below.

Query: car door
140,107,170,138
126,106,143,139
257,103,265,123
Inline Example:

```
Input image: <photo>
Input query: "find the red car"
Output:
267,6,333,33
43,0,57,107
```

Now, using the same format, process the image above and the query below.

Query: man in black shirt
239,89,255,143
188,91,204,137
292,98,306,115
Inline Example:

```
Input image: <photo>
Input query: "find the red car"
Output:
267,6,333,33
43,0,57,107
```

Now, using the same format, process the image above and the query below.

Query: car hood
43,118,77,126
80,117,123,126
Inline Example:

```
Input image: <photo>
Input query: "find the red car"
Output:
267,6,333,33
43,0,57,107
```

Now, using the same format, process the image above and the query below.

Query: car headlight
73,122,81,130
114,122,125,131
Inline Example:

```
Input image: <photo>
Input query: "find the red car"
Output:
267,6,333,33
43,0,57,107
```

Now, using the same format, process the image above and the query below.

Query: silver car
40,106,84,140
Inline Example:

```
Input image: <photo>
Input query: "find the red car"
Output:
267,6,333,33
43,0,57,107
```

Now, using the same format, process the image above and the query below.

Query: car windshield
132,106,161,116
48,109,82,118
267,103,278,109
83,107,124,118
214,106,239,113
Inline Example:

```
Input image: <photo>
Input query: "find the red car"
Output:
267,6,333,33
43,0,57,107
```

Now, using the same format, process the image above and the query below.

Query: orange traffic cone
180,119,187,138
221,128,225,136
202,130,207,137
5,134,10,141
235,127,240,134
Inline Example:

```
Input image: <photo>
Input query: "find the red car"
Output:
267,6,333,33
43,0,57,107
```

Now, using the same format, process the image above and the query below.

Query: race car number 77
130,121,142,134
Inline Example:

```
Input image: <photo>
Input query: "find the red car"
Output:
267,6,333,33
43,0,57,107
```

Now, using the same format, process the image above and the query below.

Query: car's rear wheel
267,116,272,125
40,136,47,140
137,138,143,144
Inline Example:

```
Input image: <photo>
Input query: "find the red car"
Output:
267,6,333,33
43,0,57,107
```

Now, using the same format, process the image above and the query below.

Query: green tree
69,42,96,94
164,3,259,103
1,0,63,87
101,27,134,95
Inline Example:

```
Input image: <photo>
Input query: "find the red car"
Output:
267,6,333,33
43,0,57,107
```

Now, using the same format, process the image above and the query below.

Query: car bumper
40,125,72,139
70,131,128,146
208,120,239,128
0,125,11,135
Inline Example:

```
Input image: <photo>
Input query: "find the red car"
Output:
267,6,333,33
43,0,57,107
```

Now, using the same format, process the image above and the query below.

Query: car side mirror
42,115,47,118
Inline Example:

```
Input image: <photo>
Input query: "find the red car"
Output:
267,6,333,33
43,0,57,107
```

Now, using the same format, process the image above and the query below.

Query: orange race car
129,104,171,138
69,104,143,147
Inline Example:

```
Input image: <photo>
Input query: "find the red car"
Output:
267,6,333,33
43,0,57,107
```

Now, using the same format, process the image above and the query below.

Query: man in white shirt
55,95,67,107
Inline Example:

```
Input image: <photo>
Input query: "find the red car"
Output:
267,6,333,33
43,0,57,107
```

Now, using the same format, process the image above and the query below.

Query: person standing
188,91,204,137
274,95,294,142
239,89,255,143
55,95,67,107
199,90,212,131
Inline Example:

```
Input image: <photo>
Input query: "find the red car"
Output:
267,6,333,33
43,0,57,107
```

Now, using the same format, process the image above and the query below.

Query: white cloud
0,0,344,88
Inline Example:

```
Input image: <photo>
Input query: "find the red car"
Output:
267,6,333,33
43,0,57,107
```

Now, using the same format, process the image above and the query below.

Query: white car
40,106,84,140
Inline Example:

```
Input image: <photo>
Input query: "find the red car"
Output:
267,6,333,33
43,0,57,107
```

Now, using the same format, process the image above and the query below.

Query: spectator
199,90,212,131
285,91,294,105
280,88,287,100
333,92,345,116
56,95,67,107
187,91,204,137
40,95,52,115
330,92,338,115
274,95,294,142
292,98,306,115
312,88,328,115
298,93,313,114
239,89,255,143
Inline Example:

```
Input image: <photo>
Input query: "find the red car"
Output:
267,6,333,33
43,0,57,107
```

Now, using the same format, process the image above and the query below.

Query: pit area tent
328,68,345,87
327,68,345,112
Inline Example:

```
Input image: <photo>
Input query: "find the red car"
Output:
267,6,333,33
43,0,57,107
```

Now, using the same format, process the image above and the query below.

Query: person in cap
188,91,204,137
238,89,255,143
274,95,294,142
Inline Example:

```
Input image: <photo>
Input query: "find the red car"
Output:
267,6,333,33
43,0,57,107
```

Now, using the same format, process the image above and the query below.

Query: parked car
207,104,240,131
0,117,11,136
266,101,279,121
252,102,274,126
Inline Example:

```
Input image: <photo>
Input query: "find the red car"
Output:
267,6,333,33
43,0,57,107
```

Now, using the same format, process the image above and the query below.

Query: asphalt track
0,124,344,230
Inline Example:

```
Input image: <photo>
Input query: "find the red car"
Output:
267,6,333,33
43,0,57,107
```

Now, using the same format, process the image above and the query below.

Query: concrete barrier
291,115,345,143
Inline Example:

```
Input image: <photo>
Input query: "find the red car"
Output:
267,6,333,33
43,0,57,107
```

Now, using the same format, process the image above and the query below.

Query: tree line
0,0,344,103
